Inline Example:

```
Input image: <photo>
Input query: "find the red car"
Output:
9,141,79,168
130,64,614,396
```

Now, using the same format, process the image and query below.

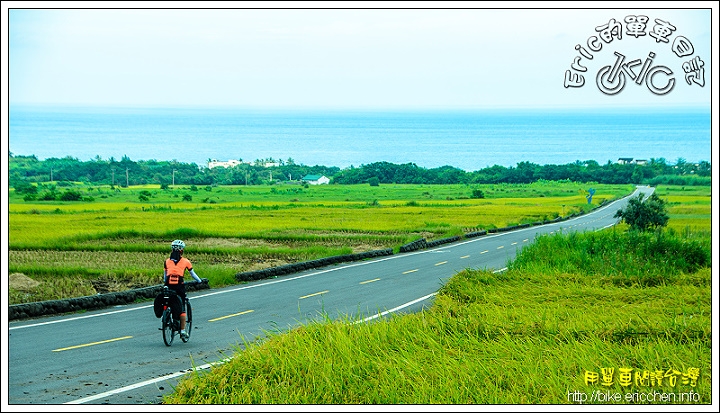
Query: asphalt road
7,186,654,405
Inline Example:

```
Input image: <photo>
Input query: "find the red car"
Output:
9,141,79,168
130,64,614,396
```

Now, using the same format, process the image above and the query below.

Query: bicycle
157,286,192,346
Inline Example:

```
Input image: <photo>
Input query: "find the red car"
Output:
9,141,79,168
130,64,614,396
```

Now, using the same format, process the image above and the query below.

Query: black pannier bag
154,292,182,318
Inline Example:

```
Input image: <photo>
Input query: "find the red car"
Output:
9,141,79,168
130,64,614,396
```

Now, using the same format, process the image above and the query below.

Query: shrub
39,191,57,201
59,189,83,201
471,189,485,199
614,193,669,231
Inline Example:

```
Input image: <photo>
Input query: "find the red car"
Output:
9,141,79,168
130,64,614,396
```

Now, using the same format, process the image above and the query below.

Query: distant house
617,158,648,166
301,174,330,185
208,159,242,169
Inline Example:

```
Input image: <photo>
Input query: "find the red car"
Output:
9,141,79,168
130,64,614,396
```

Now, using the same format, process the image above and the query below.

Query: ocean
8,105,712,171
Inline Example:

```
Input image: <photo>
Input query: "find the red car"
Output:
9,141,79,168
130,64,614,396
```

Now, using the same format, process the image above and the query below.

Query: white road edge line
65,358,232,404
352,267,506,325
353,293,438,325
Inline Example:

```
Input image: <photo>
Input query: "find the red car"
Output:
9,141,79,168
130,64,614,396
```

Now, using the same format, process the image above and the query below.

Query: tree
614,192,669,231
13,182,38,195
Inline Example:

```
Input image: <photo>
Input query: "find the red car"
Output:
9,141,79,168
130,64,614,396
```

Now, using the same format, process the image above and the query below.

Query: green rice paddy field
7,181,713,405
8,181,634,303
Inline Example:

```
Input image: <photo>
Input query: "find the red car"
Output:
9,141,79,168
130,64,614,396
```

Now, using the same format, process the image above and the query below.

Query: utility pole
126,168,129,187
111,169,115,186
172,169,176,186
50,167,53,182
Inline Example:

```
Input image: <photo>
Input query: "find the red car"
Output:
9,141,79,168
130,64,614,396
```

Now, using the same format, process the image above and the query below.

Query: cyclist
164,239,203,340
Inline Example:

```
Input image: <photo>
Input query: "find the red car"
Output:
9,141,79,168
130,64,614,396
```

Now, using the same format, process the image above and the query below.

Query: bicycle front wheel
162,308,175,346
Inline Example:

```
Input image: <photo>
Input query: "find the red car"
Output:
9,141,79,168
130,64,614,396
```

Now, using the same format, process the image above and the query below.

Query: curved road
7,186,654,405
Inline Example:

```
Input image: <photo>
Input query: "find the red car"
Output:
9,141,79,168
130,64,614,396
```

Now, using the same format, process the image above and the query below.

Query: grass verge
163,228,711,404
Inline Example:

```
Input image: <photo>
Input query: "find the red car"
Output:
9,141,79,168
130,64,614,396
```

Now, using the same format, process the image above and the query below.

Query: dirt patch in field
9,273,41,291
90,276,149,294
351,244,381,253
199,237,281,248
245,258,292,272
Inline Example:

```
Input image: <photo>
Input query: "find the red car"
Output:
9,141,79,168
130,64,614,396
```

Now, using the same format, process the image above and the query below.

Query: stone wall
9,281,209,321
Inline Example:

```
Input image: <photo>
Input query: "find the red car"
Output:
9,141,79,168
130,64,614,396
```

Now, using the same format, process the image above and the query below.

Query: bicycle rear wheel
181,300,192,342
162,308,175,346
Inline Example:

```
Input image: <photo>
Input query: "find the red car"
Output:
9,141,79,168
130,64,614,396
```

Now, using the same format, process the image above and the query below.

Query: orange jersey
165,257,193,285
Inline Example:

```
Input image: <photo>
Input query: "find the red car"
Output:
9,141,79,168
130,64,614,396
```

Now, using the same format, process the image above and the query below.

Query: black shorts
166,284,187,314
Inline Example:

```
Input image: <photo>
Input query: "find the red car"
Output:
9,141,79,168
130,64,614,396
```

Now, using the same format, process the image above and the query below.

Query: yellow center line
209,310,254,322
360,278,381,284
403,269,419,274
52,336,132,352
460,255,470,259
480,250,489,254
497,245,505,249
435,261,448,266
299,290,329,299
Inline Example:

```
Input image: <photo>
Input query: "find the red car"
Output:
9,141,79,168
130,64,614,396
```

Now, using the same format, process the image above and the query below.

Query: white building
617,158,648,165
256,161,280,167
208,159,242,169
302,174,330,185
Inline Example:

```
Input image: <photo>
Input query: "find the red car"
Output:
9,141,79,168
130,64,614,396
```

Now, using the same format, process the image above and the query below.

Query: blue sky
4,4,715,110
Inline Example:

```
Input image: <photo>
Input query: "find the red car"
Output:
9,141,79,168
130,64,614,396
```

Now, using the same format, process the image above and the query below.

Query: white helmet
171,239,186,251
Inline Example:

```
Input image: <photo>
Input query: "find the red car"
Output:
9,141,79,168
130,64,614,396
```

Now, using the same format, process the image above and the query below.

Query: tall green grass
510,228,710,287
164,228,711,404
